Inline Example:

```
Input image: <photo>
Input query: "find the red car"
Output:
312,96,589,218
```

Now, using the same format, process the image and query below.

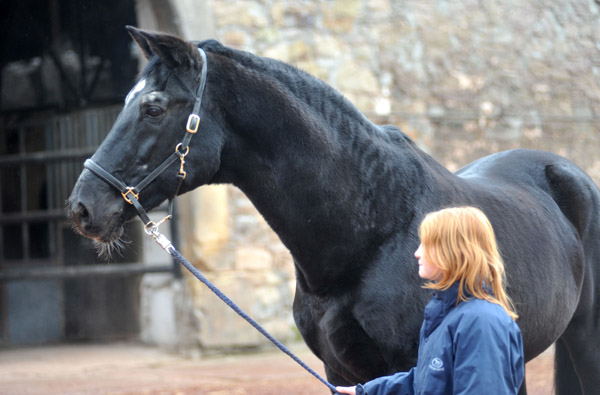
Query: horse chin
92,237,129,260
91,226,128,261
69,216,127,260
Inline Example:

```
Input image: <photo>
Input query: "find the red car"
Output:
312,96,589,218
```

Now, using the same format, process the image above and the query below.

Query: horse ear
126,26,153,60
126,26,200,69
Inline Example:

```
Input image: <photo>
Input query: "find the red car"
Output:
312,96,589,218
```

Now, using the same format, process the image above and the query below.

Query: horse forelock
129,56,196,104
139,55,163,79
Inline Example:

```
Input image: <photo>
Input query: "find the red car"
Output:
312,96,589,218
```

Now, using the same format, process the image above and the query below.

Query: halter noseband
83,48,208,232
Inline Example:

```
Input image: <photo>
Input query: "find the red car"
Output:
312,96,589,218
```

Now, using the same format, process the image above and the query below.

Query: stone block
179,185,232,271
274,2,318,28
315,35,344,59
264,42,292,62
289,40,310,61
192,271,294,349
323,0,362,33
222,30,248,49
235,246,273,271
213,1,268,29
336,62,378,95
193,272,263,348
139,274,178,347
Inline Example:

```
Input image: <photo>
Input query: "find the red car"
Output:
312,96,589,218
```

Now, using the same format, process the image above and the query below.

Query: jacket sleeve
356,367,416,395
452,311,525,394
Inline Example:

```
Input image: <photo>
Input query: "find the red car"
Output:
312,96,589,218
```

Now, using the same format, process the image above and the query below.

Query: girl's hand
336,386,356,395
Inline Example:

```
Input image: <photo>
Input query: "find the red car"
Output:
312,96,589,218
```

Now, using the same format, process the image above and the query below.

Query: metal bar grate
0,106,172,276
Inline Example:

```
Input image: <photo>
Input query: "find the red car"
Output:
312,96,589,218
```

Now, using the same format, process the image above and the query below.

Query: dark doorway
0,0,138,110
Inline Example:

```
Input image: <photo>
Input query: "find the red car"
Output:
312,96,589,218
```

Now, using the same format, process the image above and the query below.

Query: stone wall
177,185,296,350
206,0,600,178
164,0,600,350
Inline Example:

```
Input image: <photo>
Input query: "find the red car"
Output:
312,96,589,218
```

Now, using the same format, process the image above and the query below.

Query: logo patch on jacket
429,358,444,371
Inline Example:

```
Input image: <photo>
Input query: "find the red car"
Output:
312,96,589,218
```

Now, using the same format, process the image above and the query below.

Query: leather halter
83,48,208,231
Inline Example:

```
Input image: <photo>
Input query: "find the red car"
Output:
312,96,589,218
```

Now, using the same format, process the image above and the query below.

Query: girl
337,206,524,395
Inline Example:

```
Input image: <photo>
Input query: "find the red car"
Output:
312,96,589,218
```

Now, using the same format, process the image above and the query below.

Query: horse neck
208,49,453,292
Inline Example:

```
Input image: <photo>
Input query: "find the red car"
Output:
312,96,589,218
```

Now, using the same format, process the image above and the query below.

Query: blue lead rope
160,242,339,393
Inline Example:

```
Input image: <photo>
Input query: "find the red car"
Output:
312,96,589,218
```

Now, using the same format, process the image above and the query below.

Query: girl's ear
126,25,201,69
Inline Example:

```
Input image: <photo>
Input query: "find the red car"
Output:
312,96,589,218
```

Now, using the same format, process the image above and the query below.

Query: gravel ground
0,343,553,394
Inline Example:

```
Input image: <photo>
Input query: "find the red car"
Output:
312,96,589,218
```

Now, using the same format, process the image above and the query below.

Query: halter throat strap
84,47,208,230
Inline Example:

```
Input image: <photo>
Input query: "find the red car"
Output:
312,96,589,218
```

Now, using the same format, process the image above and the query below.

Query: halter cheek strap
84,47,208,232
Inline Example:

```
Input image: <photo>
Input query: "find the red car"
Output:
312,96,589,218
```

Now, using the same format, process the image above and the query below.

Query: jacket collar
433,282,462,308
423,283,461,337
423,282,493,337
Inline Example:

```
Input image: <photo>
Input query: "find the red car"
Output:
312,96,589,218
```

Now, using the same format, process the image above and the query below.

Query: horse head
69,27,224,250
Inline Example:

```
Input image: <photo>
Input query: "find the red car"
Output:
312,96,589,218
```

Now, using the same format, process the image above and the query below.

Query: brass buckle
121,187,139,205
186,114,200,133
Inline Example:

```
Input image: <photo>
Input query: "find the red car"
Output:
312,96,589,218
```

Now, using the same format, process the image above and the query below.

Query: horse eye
145,106,164,118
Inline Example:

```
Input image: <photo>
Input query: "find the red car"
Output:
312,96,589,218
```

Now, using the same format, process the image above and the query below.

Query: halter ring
175,143,189,157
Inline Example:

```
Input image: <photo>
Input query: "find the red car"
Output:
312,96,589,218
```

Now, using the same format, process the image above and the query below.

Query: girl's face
415,244,443,281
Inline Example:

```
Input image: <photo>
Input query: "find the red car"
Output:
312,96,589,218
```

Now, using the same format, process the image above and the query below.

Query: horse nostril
73,201,91,228
79,202,89,220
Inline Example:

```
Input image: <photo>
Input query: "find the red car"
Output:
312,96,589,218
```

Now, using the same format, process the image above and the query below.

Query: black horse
69,28,600,394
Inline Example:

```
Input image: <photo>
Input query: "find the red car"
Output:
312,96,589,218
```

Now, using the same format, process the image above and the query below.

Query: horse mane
197,40,377,132
198,39,327,91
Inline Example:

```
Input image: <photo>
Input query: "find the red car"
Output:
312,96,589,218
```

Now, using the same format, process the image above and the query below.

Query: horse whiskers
93,237,130,261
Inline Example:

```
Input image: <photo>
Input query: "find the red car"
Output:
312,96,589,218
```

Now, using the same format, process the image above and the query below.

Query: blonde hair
419,207,518,320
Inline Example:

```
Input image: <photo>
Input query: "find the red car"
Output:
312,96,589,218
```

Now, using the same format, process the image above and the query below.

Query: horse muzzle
68,174,127,243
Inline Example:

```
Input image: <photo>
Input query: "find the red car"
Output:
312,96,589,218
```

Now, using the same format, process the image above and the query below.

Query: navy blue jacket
356,284,524,394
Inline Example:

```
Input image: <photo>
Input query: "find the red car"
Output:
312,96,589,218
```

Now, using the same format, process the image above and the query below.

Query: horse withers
69,27,600,394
